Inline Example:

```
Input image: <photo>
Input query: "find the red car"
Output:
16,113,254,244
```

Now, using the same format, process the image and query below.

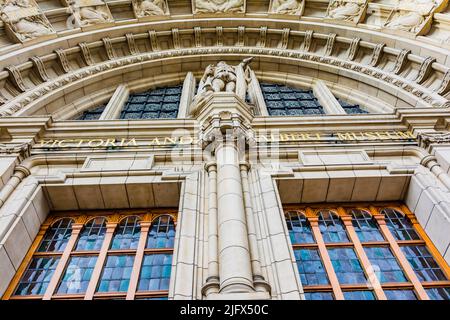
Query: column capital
14,164,31,177
239,161,251,171
205,162,217,172
420,155,438,167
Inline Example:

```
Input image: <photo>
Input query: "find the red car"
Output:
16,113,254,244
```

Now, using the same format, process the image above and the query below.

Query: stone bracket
5,65,27,92
30,56,50,82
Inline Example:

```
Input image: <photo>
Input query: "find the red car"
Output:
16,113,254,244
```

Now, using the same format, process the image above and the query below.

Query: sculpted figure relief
270,0,303,15
133,0,169,17
194,0,245,14
197,57,253,96
0,0,53,41
79,6,111,25
385,0,437,33
326,0,365,22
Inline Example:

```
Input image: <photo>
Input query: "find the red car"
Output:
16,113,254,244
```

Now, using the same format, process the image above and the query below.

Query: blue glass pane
74,105,106,120
120,86,181,120
111,216,141,250
75,217,107,251
364,247,407,283
261,84,325,116
37,218,73,252
147,215,176,249
57,256,97,294
382,208,420,241
337,99,368,114
14,257,60,296
350,209,384,242
318,210,349,243
328,248,366,284
304,292,334,300
426,287,450,300
343,291,375,300
285,211,315,244
294,249,329,286
401,245,447,282
385,290,417,300
97,255,135,293
137,254,173,292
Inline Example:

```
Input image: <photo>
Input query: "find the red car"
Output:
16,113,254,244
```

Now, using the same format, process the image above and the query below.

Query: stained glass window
285,211,315,244
57,256,97,294
384,289,417,300
318,210,349,243
328,248,366,284
147,215,176,249
111,216,141,250
260,83,325,116
120,86,181,120
75,105,106,120
364,246,407,283
426,287,450,300
37,218,73,252
137,254,172,292
304,292,334,300
75,217,107,251
343,291,375,300
401,245,447,282
350,209,384,242
382,208,420,241
97,255,135,293
14,257,60,296
337,99,368,114
294,249,329,286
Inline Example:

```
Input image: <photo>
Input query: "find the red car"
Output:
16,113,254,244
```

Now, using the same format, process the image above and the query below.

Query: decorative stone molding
415,56,436,84
132,0,169,18
192,0,245,14
325,0,367,24
102,37,116,60
392,49,411,74
419,131,450,149
347,37,360,61
126,33,139,55
30,56,50,82
269,0,304,16
0,142,31,159
78,42,94,66
5,65,27,92
370,43,385,67
325,33,337,56
69,0,113,28
437,69,450,95
55,48,72,73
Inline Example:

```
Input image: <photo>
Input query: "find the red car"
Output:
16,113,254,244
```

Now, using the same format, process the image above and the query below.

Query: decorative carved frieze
132,0,169,18
0,0,55,43
5,65,27,92
347,37,360,61
370,43,385,67
192,0,245,14
126,33,139,55
391,49,410,74
325,0,367,24
269,0,304,16
102,37,116,59
55,48,72,73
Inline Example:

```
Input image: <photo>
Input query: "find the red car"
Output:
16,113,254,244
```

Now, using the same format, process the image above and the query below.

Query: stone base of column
202,277,220,296
253,276,271,294
206,291,271,300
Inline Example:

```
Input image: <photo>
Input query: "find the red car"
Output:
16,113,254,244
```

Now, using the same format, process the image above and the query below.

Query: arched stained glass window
349,209,384,242
261,83,325,116
74,105,106,120
111,216,141,250
317,210,349,243
285,210,314,244
75,217,107,251
37,218,74,252
337,98,368,114
382,208,420,241
147,215,176,249
120,86,182,120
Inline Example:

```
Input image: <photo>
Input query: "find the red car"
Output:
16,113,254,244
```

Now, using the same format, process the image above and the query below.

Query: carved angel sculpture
386,0,437,32
271,0,303,15
12,16,52,39
327,1,363,21
136,0,168,16
195,0,244,13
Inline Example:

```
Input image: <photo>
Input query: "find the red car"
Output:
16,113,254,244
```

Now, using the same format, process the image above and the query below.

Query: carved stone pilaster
258,26,267,48
237,26,245,47
194,26,202,48
215,26,223,46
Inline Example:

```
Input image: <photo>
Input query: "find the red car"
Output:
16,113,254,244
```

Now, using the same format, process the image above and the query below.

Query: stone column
312,80,346,115
202,162,220,296
421,155,450,190
216,137,254,293
99,85,129,120
0,165,30,208
239,162,270,293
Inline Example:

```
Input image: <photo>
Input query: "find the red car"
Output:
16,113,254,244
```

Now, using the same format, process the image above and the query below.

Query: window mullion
306,209,344,300
338,208,387,300
370,206,430,300
84,222,117,300
126,221,151,300
42,223,83,300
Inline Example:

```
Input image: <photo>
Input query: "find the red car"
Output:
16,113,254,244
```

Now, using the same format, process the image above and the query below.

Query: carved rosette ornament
132,0,169,18
193,0,245,14
418,131,450,149
269,0,304,16
325,0,367,23
69,0,113,27
0,0,55,42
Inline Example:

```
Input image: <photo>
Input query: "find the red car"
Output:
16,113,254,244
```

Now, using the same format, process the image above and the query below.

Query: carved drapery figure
133,0,169,17
197,57,253,96
0,0,53,41
270,0,303,15
79,6,111,25
194,0,245,14
385,0,437,33
326,0,365,22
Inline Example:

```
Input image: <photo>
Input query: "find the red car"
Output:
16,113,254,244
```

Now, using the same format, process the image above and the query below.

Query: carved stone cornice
418,131,450,150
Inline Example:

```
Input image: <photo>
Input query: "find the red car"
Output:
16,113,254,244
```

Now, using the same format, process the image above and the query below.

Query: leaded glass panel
37,218,73,252
426,287,450,300
328,248,367,284
364,246,407,283
146,215,176,249
318,210,349,243
75,217,107,251
384,289,417,300
343,291,375,300
304,292,334,300
401,245,447,282
74,105,106,120
111,216,141,250
57,256,97,294
14,257,60,296
137,254,173,292
97,255,134,293
285,211,315,244
382,208,420,241
350,209,384,242
337,99,368,114
294,248,329,286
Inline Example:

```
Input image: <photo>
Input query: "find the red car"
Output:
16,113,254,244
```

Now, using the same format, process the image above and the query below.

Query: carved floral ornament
0,45,447,118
